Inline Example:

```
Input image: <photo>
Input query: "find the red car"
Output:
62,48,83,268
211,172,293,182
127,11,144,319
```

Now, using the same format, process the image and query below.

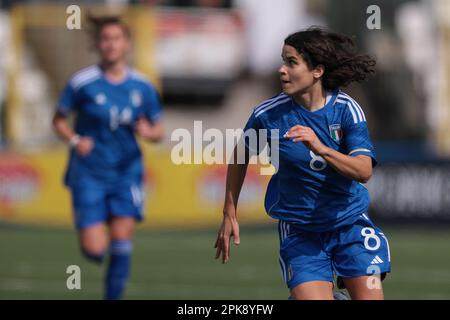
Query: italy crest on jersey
131,90,142,107
329,124,343,142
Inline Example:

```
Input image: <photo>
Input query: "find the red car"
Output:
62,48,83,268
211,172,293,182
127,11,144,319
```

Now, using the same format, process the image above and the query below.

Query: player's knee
290,281,334,300
110,218,136,240
81,246,106,264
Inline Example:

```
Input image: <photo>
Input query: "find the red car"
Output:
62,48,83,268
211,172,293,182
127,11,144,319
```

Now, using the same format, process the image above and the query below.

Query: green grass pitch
1,223,450,299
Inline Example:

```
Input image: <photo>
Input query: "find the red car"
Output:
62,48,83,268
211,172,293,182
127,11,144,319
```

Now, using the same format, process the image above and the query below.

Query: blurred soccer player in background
52,15,164,299
215,27,390,300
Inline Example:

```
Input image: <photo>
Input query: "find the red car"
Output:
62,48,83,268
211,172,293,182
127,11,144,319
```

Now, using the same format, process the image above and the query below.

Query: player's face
279,45,322,96
96,24,130,64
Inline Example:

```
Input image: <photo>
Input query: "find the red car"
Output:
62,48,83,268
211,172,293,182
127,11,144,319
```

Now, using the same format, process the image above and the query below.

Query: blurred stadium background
1,0,450,299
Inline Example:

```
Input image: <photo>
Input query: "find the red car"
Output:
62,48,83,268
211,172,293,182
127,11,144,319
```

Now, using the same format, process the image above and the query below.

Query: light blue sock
105,240,132,300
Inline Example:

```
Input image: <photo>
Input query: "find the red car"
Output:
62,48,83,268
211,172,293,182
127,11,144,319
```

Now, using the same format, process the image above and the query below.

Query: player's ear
313,64,325,79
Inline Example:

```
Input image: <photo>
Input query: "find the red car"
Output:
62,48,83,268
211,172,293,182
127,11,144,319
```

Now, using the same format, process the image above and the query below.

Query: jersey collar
98,64,131,86
292,89,339,116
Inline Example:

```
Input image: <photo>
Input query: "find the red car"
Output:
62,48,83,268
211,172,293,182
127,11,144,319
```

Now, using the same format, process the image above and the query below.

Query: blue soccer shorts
70,176,145,229
278,214,391,289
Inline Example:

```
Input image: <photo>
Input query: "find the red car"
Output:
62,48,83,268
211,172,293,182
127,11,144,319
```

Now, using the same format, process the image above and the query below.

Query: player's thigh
342,276,384,300
290,281,334,300
71,182,109,230
279,221,334,293
332,215,391,295
71,183,109,253
108,181,144,228
109,216,136,240
78,223,109,254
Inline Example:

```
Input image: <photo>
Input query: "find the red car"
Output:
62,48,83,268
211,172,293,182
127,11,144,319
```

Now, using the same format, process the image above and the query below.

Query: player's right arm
215,147,248,264
52,82,93,157
52,113,93,157
215,110,263,264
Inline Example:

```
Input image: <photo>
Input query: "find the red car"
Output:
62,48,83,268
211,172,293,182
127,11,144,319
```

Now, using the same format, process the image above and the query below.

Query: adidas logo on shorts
370,255,384,265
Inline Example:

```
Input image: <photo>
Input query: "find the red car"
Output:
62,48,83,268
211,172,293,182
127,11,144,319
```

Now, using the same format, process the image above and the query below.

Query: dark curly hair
284,27,376,90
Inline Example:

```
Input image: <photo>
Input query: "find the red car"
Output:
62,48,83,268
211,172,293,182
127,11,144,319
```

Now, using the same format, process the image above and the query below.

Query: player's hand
135,117,154,139
215,213,240,264
75,137,94,157
284,125,328,155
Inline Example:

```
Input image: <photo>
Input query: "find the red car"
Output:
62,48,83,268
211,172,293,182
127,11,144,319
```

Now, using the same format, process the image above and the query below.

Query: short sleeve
56,83,77,116
142,84,163,123
343,110,377,167
243,112,266,155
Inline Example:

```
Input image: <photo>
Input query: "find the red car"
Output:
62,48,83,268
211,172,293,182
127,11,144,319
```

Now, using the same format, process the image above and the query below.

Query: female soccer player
53,15,163,299
215,27,390,300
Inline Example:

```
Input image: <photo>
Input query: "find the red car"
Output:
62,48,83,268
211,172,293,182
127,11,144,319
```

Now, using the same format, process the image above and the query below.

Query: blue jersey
57,65,162,186
244,89,376,232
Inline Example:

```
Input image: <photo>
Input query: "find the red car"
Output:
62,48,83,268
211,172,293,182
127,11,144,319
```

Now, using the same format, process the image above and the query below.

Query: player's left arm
135,84,164,143
285,125,373,183
135,117,164,143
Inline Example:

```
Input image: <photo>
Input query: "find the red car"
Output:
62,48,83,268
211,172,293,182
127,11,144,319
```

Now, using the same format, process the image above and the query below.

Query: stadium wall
0,146,273,229
2,148,450,229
